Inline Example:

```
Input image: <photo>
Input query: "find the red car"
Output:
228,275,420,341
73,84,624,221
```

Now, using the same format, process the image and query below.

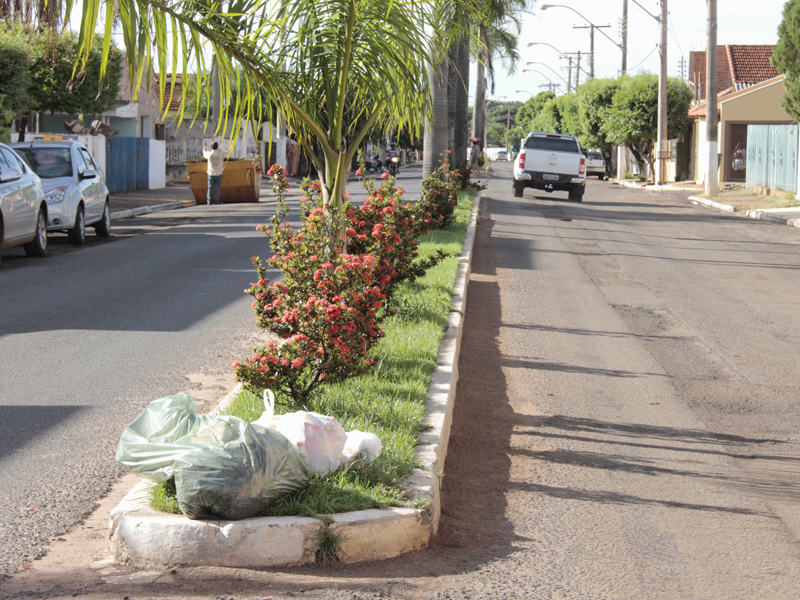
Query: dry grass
699,185,800,212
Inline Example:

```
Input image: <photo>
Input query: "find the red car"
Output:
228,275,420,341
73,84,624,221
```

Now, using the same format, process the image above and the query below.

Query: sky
482,0,789,104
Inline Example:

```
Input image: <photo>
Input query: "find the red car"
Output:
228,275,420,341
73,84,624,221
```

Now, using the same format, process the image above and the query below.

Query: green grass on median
150,188,476,517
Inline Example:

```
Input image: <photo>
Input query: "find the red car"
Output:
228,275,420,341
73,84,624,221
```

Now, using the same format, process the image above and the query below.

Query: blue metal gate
105,137,150,193
746,124,798,193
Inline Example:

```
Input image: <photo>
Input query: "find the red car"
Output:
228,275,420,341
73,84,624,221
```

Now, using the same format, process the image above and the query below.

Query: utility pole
565,51,582,91
561,56,574,93
539,82,561,93
705,0,718,195
618,0,629,180
655,0,668,185
574,23,610,79
621,0,628,75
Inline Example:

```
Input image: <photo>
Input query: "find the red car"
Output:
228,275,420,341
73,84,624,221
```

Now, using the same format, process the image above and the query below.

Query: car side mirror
79,168,97,180
0,167,22,183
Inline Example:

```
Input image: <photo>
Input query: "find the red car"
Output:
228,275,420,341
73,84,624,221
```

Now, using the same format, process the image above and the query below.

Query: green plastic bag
116,392,311,520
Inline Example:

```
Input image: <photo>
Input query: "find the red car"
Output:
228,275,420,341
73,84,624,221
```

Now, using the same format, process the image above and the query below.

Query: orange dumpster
186,158,263,204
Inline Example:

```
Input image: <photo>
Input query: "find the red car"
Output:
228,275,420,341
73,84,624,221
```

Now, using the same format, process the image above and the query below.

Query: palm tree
70,0,433,216
472,0,527,148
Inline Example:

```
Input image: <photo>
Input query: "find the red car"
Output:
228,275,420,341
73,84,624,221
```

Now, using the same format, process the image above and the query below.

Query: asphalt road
0,169,424,581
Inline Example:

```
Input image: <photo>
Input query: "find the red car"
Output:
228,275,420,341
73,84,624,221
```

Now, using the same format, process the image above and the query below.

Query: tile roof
727,45,778,84
153,74,184,112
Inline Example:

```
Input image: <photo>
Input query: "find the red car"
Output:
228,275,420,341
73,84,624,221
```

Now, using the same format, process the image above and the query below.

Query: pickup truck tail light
579,157,586,175
518,152,526,170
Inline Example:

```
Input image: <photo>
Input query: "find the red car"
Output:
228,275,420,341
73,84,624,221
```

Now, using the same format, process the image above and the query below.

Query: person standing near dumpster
287,133,300,177
203,140,224,205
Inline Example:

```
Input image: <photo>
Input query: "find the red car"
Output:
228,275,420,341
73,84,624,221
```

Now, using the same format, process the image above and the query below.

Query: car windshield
525,136,579,153
588,152,603,159
15,147,72,179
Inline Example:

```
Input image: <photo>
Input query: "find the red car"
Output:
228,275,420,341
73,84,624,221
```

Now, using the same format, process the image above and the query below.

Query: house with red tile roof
685,46,794,185
688,45,779,102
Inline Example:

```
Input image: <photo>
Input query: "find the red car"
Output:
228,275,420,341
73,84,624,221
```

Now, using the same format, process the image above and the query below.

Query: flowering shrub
343,179,447,301
236,166,386,406
416,152,462,230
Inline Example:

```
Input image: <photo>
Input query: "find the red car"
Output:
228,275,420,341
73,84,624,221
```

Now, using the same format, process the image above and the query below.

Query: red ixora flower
381,172,391,179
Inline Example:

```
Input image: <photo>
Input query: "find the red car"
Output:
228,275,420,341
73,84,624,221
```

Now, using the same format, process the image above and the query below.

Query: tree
0,27,31,142
72,0,433,217
602,73,692,179
471,0,528,149
25,32,123,130
771,0,800,120
515,90,555,132
573,77,620,158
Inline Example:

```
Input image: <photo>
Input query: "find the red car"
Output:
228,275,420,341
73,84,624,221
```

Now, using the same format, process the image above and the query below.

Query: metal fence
746,124,798,193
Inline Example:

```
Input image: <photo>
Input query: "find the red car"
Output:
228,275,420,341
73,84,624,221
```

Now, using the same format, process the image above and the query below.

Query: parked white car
585,150,607,180
12,141,111,244
0,142,48,264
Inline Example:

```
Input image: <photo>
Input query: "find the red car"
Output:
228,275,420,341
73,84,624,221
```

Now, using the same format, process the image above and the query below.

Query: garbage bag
253,391,382,474
342,430,382,462
116,393,311,520
257,410,348,474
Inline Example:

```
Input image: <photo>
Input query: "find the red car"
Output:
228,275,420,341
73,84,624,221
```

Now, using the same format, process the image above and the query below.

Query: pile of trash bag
117,391,383,521
117,393,311,520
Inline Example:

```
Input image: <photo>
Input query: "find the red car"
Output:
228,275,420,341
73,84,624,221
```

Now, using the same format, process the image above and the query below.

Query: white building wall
149,139,166,189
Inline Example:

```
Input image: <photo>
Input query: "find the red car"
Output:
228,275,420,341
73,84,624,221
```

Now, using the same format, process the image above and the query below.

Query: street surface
3,163,800,598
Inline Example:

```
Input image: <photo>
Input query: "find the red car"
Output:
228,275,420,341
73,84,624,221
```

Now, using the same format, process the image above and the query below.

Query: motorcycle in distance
387,154,400,176
366,154,384,175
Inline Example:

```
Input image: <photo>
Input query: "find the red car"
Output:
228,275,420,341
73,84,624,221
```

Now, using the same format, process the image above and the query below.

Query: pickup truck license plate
543,173,559,181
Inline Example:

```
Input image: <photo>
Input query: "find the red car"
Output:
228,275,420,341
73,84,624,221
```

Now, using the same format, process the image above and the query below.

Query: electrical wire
627,46,658,72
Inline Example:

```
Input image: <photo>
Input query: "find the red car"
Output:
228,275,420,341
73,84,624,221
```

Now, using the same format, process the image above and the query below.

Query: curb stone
689,195,800,231
107,191,484,568
110,200,196,221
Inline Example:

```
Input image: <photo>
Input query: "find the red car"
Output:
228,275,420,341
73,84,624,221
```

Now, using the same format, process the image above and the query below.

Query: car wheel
513,185,523,198
94,201,111,237
68,205,86,245
568,187,584,202
24,208,48,257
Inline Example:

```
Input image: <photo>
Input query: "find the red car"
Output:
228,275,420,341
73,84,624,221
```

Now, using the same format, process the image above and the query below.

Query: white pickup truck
512,132,587,202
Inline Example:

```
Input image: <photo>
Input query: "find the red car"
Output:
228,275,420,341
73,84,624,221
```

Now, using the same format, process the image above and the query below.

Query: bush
236,166,386,406
236,165,448,407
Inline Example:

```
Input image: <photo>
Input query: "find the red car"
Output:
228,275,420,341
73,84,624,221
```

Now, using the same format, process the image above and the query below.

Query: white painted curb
108,191,483,568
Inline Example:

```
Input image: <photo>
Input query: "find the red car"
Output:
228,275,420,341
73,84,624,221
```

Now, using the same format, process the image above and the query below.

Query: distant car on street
11,141,111,245
496,150,509,161
585,150,607,180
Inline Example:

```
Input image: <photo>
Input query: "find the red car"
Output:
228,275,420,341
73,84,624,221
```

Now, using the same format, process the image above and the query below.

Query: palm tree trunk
452,33,470,168
423,51,449,178
447,43,458,157
472,49,486,152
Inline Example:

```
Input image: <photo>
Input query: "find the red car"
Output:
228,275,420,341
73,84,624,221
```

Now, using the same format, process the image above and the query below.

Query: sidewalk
615,178,800,232
109,182,197,221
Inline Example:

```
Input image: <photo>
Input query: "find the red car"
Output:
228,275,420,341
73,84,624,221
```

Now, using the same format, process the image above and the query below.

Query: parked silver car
585,150,607,180
11,141,111,244
0,142,48,264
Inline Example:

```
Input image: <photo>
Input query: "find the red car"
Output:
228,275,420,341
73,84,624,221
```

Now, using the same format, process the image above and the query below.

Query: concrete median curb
108,191,483,568
110,200,196,221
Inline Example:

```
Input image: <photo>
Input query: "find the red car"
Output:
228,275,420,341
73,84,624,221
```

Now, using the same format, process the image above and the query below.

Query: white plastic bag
342,430,382,462
253,390,382,473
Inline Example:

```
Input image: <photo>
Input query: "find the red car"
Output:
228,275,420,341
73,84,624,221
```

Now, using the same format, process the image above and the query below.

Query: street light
524,63,569,86
526,42,591,78
541,4,622,78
